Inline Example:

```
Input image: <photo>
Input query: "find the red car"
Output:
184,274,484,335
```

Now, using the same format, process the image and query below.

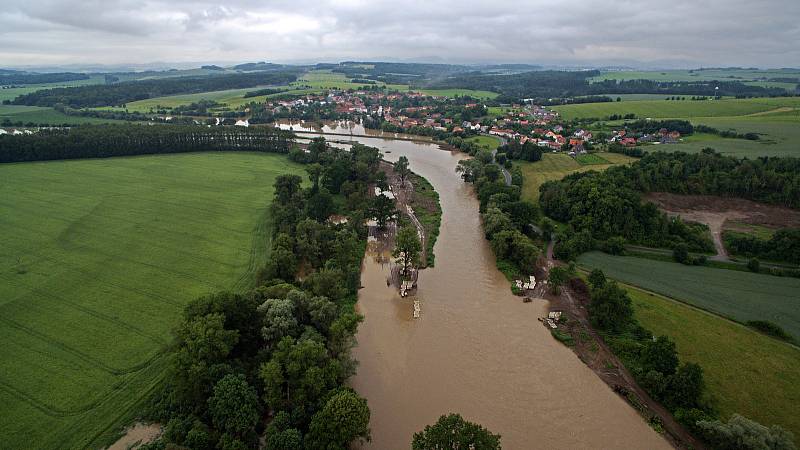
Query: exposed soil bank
107,422,161,450
645,192,800,261
322,135,670,449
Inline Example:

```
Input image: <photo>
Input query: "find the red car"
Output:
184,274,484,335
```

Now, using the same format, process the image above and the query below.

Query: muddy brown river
297,129,670,449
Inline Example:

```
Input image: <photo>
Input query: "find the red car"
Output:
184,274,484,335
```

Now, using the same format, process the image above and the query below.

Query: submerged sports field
0,152,303,448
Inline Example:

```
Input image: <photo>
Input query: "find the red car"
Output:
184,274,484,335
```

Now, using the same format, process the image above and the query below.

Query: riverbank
341,135,670,449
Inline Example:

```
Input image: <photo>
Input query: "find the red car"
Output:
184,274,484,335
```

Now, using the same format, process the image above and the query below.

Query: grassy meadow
416,88,499,99
577,252,800,340
518,152,635,202
0,152,304,448
626,284,800,437
0,105,123,125
553,96,800,120
465,134,503,151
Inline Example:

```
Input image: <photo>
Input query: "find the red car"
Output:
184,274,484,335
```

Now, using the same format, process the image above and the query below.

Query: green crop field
295,69,407,91
416,88,499,99
577,252,800,340
575,153,609,165
0,76,106,103
518,152,635,202
0,105,122,125
589,68,800,85
465,134,502,151
626,284,800,437
554,97,800,120
673,115,800,157
0,152,304,449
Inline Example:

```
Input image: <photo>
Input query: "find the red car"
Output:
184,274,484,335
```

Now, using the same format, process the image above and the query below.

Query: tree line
539,169,714,260
140,137,385,450
10,71,298,108
0,71,90,85
424,70,789,102
0,124,295,163
616,149,800,209
724,229,800,264
583,270,795,450
456,149,540,281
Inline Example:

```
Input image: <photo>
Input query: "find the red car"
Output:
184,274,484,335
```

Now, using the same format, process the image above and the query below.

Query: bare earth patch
644,192,800,260
107,423,162,450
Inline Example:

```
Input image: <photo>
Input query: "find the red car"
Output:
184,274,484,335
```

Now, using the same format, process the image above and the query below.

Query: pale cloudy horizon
1,0,799,69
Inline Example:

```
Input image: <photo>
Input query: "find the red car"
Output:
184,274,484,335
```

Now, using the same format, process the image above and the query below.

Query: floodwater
275,119,433,142
309,133,671,449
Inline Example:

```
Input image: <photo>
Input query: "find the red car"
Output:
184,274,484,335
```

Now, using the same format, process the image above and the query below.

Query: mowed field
577,252,800,340
553,96,800,120
518,152,636,202
0,105,122,125
0,152,304,448
626,284,800,437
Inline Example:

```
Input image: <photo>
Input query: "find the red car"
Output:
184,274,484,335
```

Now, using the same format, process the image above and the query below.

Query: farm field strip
518,152,635,202
577,252,800,340
0,152,304,449
626,284,800,437
554,97,800,120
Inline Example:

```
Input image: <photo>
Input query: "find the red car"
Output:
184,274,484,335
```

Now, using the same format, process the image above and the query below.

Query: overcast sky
1,0,798,69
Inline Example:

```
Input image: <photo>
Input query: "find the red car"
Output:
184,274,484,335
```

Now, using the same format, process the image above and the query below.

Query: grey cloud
0,0,798,67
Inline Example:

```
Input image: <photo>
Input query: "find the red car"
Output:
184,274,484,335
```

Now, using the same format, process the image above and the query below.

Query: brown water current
306,133,670,449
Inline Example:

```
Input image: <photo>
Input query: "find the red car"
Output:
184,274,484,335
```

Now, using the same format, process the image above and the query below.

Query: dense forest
141,139,384,450
0,71,90,85
724,229,800,264
539,169,714,260
10,71,298,108
540,149,800,260
425,70,788,101
0,124,295,163
618,150,800,209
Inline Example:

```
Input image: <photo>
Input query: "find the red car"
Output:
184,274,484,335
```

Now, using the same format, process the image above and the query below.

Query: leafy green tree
665,362,705,410
306,187,334,222
748,258,761,273
306,163,323,193
174,313,239,406
393,226,422,276
640,335,679,376
589,281,633,332
265,412,303,450
673,243,690,264
258,298,299,346
697,414,796,450
394,155,411,184
548,266,570,294
369,194,397,229
208,374,260,437
588,269,606,289
412,413,501,450
305,389,370,450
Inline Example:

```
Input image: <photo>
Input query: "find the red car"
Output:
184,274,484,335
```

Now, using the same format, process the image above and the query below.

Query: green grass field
626,284,800,436
554,97,800,120
577,252,800,340
0,76,107,103
465,134,502,151
518,152,636,202
295,69,407,91
589,68,800,87
0,152,304,449
416,88,499,99
574,153,610,165
0,105,122,125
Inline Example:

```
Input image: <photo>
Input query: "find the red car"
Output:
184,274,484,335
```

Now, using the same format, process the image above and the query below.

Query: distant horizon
2,0,798,69
3,59,800,74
